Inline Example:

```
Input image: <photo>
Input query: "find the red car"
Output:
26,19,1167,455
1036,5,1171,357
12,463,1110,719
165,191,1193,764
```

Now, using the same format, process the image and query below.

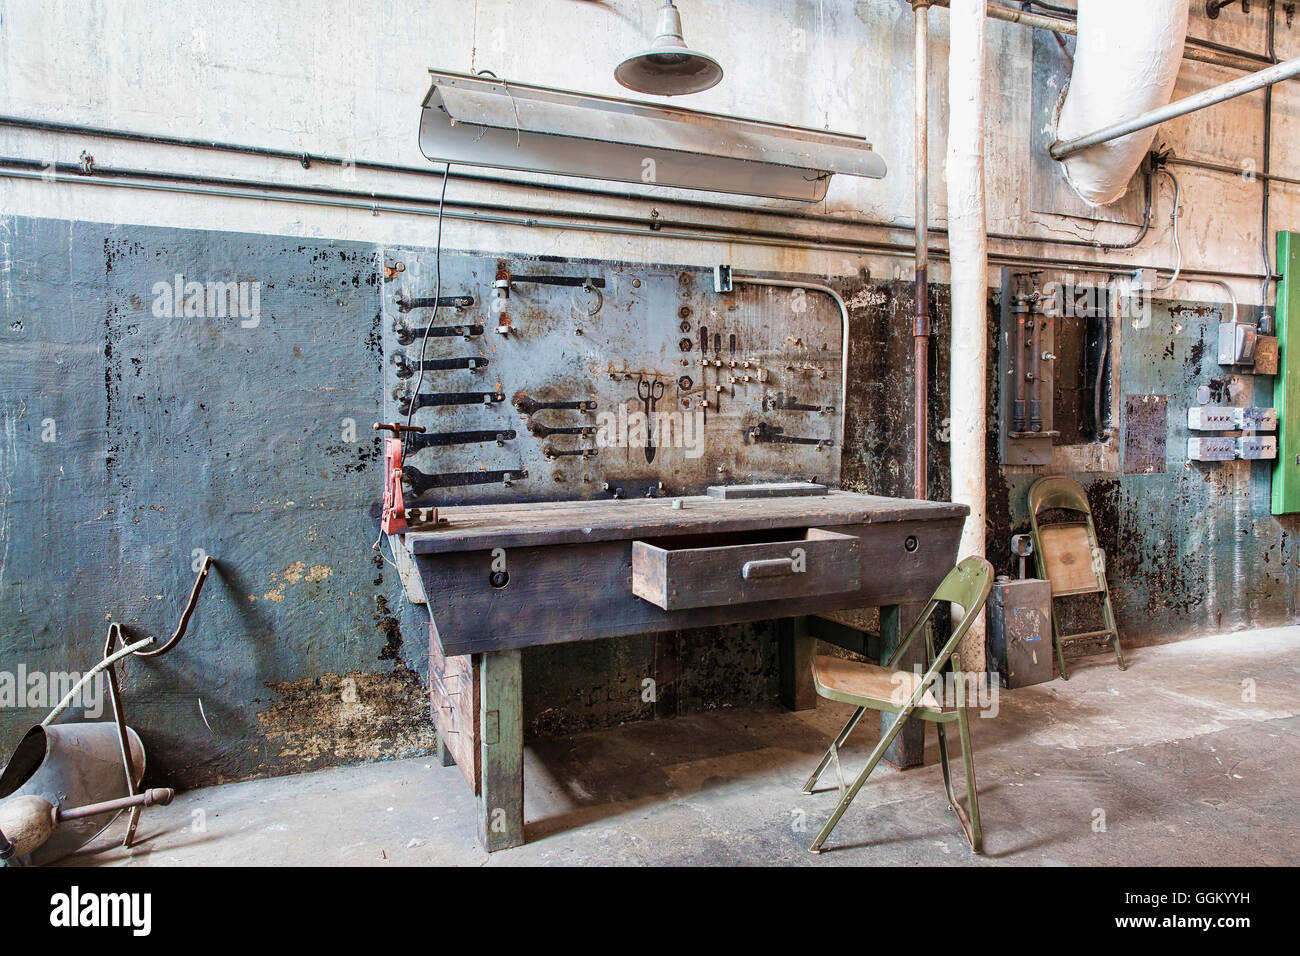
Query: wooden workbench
401,490,967,851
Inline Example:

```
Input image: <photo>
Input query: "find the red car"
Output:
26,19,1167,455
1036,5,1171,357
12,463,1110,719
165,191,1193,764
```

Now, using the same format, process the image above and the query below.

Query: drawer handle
742,557,796,580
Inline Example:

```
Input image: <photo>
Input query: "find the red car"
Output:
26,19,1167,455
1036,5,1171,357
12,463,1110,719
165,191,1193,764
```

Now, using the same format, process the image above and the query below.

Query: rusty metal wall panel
381,253,844,506
1123,394,1170,475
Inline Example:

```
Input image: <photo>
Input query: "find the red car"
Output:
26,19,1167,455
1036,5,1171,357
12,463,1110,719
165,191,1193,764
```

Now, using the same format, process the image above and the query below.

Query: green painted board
1273,231,1300,515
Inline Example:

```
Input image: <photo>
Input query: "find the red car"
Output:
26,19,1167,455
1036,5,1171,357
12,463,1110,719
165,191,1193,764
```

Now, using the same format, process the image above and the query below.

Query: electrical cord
1260,0,1277,332
371,528,400,570
1155,169,1182,292
402,162,451,451
369,163,449,568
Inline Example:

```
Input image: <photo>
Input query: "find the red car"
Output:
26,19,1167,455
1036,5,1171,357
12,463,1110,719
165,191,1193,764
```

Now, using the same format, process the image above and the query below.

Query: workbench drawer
631,528,861,611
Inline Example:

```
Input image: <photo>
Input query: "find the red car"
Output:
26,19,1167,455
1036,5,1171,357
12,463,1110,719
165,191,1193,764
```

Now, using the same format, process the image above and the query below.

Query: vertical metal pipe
912,1,931,501
1261,0,1277,332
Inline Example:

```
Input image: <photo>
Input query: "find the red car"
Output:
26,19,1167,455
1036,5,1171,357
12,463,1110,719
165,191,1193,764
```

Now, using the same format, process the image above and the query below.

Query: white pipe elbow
1056,0,1190,205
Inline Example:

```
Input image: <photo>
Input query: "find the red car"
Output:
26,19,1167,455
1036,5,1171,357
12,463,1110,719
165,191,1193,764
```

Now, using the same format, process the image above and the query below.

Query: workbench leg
477,649,524,852
779,616,817,711
880,603,926,769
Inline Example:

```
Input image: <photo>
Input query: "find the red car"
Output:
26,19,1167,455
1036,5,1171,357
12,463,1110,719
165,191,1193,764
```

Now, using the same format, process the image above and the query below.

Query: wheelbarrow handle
133,556,214,659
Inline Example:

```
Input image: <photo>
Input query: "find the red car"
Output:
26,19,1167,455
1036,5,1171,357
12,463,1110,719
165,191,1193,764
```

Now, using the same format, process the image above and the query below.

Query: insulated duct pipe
932,0,1279,75
1054,0,1189,205
947,0,988,666
1053,53,1300,160
911,0,931,501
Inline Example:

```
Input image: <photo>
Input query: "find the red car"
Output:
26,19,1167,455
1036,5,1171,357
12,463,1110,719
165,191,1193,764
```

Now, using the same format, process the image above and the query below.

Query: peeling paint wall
2,0,1300,785
989,297,1300,646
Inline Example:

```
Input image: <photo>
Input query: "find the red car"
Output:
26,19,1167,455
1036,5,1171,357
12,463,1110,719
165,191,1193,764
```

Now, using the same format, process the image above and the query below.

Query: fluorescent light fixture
419,70,886,203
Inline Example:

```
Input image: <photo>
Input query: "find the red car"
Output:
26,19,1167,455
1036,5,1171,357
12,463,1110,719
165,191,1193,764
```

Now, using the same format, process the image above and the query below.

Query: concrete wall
2,0,1299,785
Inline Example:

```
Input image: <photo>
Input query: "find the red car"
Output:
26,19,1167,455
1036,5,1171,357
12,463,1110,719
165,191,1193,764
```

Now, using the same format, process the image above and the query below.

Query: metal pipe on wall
1052,54,1300,161
933,0,1074,34
912,0,931,501
1053,0,1189,205
0,113,1255,260
1260,0,1278,333
0,160,1276,284
931,0,1277,74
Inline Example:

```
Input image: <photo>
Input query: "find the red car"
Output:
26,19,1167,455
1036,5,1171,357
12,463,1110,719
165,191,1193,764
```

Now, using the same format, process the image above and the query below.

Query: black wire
1021,1,1077,16
1260,0,1277,329
403,162,451,453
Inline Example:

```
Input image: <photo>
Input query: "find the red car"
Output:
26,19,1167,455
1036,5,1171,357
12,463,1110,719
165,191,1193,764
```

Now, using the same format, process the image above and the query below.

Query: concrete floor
61,626,1300,866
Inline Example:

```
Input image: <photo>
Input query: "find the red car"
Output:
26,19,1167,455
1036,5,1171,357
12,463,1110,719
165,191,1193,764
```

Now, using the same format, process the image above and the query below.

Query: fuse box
1235,406,1278,431
1237,435,1278,460
1187,406,1236,431
1188,437,1235,462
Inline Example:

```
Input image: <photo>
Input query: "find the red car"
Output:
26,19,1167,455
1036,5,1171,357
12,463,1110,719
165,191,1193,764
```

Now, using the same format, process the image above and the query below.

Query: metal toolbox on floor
986,577,1053,688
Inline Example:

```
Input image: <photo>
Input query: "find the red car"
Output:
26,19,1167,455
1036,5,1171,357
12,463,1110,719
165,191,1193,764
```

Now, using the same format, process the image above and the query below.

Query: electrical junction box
1187,406,1236,430
986,577,1053,689
1237,435,1278,460
1218,322,1259,366
1235,406,1278,431
1189,437,1235,462
1254,335,1279,375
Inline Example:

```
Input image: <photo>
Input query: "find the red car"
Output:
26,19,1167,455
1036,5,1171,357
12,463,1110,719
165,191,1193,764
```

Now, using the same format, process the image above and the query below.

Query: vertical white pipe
947,0,988,669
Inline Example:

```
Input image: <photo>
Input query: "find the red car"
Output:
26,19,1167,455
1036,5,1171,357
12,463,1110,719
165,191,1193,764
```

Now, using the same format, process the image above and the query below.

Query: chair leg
936,724,957,810
1101,589,1126,671
1052,610,1071,681
954,703,983,853
808,705,914,854
802,706,865,794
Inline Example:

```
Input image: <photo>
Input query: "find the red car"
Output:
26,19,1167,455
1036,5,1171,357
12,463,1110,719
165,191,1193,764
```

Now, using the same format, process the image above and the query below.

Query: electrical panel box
1234,406,1278,431
1218,322,1259,366
1187,406,1236,431
1237,435,1278,460
1188,437,1235,462
998,270,1057,465
985,577,1054,689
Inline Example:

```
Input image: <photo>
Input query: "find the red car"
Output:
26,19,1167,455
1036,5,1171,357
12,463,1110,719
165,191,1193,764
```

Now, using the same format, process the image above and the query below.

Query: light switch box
1188,437,1235,462
1237,435,1278,460
1218,322,1259,366
1234,406,1278,431
1188,406,1236,430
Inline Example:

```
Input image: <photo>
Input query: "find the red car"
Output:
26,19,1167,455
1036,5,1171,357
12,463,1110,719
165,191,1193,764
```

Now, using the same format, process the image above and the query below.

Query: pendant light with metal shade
615,1,723,96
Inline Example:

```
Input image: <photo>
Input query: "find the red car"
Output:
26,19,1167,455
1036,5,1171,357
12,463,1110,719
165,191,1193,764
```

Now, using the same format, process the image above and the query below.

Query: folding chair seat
801,556,994,854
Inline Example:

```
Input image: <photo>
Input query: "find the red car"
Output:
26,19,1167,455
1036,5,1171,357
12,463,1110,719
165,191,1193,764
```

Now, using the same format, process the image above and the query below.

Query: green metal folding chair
1027,475,1125,680
801,556,994,854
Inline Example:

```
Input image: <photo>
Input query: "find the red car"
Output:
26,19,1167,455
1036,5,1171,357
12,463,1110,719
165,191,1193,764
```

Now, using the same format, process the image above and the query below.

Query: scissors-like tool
638,377,665,463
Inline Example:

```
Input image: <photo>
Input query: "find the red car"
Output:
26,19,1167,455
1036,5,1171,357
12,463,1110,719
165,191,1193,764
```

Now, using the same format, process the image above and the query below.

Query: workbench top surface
405,490,968,554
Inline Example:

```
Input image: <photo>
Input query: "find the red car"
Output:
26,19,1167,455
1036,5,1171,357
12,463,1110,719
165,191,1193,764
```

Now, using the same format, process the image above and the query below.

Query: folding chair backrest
931,556,995,666
893,556,994,673
1028,475,1093,521
1028,475,1105,597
